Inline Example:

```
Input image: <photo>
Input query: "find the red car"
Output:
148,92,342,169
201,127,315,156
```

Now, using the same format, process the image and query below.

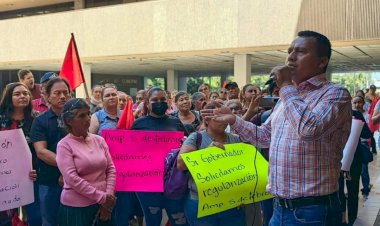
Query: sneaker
363,194,368,201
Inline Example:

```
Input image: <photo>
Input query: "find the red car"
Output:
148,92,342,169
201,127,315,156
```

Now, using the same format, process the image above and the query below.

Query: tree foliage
331,73,373,95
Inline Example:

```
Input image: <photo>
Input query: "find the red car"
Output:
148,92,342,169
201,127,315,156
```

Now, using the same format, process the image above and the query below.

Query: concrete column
75,63,91,98
143,77,149,89
234,54,251,87
166,70,178,91
74,0,85,10
178,76,187,92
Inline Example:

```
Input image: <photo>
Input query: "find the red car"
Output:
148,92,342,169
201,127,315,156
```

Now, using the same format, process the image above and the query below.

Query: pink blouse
57,133,115,207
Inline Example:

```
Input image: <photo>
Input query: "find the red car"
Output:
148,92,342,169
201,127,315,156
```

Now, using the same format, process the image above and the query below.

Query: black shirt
30,108,68,185
132,115,187,136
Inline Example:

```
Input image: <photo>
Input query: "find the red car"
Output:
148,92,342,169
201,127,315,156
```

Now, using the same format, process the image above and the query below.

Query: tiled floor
354,154,380,226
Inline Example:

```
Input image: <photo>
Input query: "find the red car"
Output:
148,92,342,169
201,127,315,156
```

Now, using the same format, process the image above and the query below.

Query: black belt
275,192,338,209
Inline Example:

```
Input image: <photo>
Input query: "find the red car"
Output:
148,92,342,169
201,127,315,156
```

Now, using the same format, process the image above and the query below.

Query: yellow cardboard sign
181,143,272,218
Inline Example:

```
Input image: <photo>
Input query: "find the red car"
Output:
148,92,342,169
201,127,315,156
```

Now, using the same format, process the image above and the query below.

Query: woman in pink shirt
56,98,116,226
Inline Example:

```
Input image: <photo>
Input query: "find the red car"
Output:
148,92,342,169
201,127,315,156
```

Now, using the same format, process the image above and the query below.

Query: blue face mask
151,102,168,116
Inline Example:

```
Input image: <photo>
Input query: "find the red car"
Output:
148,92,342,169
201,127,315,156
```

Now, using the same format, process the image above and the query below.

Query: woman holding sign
56,98,116,226
131,86,188,226
177,102,246,226
89,84,144,226
0,82,41,226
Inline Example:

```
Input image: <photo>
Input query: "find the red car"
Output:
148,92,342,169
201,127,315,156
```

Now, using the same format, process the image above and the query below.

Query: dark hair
209,91,219,99
143,86,165,115
239,84,261,104
101,84,118,100
198,83,210,91
175,91,189,103
45,77,71,96
356,90,365,97
17,69,32,80
0,82,36,123
297,30,331,72
61,98,90,131
353,95,365,103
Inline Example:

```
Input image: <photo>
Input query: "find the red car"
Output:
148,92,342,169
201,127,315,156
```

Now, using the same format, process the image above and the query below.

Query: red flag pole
71,33,90,99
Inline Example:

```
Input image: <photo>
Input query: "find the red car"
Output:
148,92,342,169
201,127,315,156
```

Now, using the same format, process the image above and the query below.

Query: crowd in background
1,31,380,226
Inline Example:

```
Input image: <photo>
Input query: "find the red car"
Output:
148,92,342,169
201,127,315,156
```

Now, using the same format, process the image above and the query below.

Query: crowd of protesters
0,30,379,226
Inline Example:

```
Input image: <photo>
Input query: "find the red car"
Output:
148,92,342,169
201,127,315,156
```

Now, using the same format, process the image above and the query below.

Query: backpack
164,132,202,199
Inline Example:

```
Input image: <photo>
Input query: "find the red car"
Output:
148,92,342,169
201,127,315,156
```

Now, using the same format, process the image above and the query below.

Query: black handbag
359,141,373,163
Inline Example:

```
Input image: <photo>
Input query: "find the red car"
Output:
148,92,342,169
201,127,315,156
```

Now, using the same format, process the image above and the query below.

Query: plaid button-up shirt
231,74,352,199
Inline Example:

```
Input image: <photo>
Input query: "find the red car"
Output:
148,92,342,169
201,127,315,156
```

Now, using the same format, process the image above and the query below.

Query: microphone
264,73,277,96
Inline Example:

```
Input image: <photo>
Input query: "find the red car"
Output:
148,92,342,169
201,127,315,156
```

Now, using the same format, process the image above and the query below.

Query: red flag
222,80,227,88
117,99,135,129
368,96,379,133
59,34,85,91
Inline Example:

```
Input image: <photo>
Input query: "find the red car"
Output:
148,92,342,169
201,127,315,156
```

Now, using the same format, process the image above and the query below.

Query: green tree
251,74,270,89
146,77,165,89
331,73,372,95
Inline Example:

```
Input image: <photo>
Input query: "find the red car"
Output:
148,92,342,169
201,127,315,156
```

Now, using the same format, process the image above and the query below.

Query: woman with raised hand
177,101,246,226
30,77,71,226
171,91,201,135
132,87,188,226
57,98,116,226
0,82,40,226
239,84,261,115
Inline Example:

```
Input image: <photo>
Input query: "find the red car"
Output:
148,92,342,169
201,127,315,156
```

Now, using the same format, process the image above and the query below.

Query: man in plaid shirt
202,30,352,225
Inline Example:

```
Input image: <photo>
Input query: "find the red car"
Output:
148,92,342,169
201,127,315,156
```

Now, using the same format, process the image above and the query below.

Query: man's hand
271,65,295,88
200,105,236,125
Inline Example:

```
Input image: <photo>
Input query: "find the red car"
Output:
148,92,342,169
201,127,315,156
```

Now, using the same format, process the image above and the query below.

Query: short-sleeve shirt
30,108,68,185
183,130,240,199
132,115,187,135
30,83,41,100
374,100,380,112
170,110,201,135
94,109,121,136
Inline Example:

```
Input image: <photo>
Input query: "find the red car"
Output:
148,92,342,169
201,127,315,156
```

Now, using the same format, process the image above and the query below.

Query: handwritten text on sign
181,143,272,217
0,129,34,211
102,130,183,192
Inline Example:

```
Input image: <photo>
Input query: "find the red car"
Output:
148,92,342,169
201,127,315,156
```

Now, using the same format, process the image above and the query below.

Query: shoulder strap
193,110,201,123
195,131,202,149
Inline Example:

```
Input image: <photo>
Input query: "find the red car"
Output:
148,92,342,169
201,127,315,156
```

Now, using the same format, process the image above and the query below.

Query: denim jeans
136,192,188,226
39,184,62,226
260,198,274,226
361,163,371,195
115,192,143,226
269,196,341,226
24,181,42,226
184,198,245,226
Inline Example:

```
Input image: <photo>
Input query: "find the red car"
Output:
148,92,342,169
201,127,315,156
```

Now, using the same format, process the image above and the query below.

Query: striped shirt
231,74,352,199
